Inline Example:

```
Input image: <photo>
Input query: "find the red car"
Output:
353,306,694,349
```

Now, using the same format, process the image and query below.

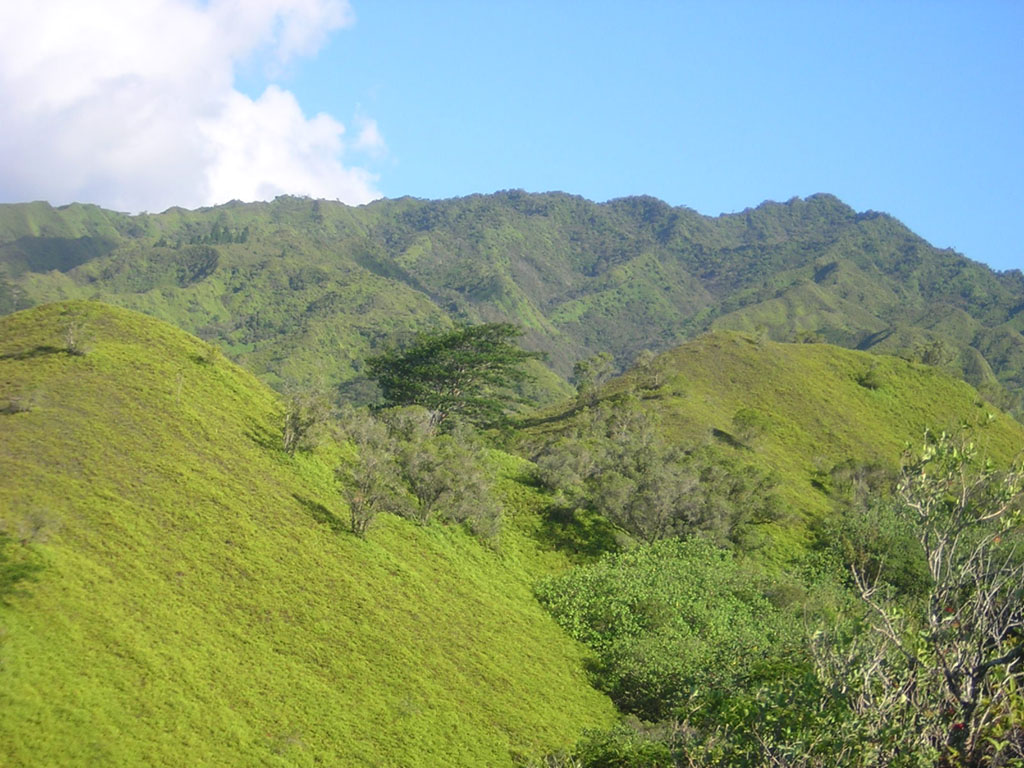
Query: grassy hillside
0,301,613,767
2,193,1022,418
519,332,1024,560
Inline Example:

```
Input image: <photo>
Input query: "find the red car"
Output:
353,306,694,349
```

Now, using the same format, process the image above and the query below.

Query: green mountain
519,332,1024,560
0,301,613,767
1,192,1022,417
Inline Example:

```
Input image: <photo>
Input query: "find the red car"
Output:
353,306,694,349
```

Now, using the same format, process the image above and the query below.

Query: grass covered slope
524,332,1024,558
0,301,613,767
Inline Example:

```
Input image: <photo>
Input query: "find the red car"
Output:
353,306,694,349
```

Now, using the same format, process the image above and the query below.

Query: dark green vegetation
0,302,614,767
334,405,503,539
2,192,1023,418
517,339,1024,765
535,539,783,722
367,322,542,427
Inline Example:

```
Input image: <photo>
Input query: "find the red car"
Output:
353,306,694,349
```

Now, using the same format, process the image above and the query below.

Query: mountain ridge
1,191,1021,417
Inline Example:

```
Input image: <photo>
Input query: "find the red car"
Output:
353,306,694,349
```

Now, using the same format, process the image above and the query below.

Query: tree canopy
366,322,542,427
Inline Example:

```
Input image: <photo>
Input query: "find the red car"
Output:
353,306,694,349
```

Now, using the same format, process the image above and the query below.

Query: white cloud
0,0,381,212
202,86,379,203
352,116,386,157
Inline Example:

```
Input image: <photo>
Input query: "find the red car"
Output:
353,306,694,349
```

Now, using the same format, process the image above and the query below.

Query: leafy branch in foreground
814,429,1024,767
366,323,542,428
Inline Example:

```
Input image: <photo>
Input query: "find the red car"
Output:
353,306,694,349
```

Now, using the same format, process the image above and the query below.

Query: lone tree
281,387,332,455
366,323,541,428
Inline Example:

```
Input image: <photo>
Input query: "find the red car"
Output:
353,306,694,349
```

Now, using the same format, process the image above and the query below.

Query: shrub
281,388,332,455
535,538,783,721
810,430,1024,767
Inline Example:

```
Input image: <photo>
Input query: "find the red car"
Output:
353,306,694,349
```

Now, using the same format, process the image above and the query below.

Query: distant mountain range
2,192,1022,416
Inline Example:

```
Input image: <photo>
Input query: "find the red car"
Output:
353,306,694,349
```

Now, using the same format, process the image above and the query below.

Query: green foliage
535,398,694,543
60,316,88,356
703,432,1024,767
854,363,884,390
572,352,615,407
571,722,677,768
808,457,932,595
823,429,1024,767
535,539,783,721
814,498,931,598
334,406,409,537
630,348,664,391
280,386,332,454
381,407,503,538
367,322,542,427
333,405,504,539
912,337,956,369
525,332,1024,561
535,430,1024,768
533,395,784,546
730,406,771,443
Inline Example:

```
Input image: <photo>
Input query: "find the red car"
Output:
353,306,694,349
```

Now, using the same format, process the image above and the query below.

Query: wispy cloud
0,0,382,211
351,116,386,157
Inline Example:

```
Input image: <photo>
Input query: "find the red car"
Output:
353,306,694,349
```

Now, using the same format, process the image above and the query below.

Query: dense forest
1,193,1022,766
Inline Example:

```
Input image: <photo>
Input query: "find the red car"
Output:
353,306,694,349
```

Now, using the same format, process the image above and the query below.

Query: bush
535,539,784,721
334,406,503,540
533,398,782,546
382,407,502,538
814,430,1024,767
334,407,409,537
281,387,332,454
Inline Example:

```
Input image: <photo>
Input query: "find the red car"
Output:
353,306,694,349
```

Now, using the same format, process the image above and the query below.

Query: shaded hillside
0,301,613,767
1,193,1022,415
518,332,1024,560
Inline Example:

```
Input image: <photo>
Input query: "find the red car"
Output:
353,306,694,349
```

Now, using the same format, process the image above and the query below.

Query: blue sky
288,1,1023,273
2,1,1021,272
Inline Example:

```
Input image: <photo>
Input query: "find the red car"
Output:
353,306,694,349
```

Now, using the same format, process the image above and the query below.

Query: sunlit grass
0,301,613,767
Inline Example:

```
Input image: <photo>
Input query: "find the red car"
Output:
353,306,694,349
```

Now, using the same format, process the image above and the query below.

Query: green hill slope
0,301,613,767
2,193,1022,417
520,332,1024,559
